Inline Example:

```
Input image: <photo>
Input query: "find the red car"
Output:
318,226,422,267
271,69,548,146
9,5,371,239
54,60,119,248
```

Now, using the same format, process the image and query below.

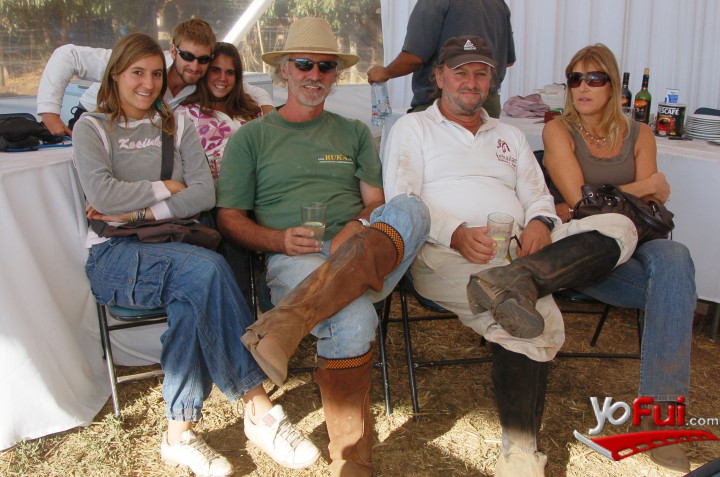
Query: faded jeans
266,194,430,360
577,238,695,401
86,237,266,422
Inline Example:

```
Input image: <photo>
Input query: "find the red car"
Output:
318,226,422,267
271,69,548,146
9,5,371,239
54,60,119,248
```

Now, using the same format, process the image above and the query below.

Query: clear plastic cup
487,212,514,264
301,202,327,243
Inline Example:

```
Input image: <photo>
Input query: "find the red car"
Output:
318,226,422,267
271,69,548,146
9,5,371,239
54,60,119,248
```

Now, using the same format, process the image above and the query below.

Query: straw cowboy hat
262,17,359,68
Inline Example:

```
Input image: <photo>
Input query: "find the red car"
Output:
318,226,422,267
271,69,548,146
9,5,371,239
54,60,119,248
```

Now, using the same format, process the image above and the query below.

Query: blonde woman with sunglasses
543,44,695,474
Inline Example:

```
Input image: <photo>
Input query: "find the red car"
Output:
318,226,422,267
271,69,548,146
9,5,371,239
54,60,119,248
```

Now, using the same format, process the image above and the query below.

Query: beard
444,87,487,116
288,77,332,107
174,61,203,86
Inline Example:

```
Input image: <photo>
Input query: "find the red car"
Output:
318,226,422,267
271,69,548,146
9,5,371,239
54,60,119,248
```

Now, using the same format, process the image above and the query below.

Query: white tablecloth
0,146,109,451
501,115,720,303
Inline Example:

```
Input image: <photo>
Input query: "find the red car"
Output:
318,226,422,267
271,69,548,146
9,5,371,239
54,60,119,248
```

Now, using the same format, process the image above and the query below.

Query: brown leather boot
467,231,620,338
315,352,374,477
241,224,402,385
640,410,690,473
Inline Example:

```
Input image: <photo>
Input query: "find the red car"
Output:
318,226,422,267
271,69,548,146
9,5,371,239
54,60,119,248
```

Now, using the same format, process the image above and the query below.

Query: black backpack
0,113,65,151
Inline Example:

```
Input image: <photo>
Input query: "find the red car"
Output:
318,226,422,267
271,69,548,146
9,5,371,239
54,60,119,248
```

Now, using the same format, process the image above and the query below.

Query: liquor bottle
620,72,632,116
633,68,652,123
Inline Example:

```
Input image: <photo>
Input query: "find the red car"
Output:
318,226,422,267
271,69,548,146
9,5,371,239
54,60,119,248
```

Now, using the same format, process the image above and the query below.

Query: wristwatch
530,215,555,231
357,218,370,227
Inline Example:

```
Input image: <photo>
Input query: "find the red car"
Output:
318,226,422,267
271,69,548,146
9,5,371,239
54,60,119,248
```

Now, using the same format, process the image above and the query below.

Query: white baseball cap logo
463,39,477,51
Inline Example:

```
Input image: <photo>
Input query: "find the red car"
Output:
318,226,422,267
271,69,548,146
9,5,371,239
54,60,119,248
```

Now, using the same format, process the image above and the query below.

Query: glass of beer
301,202,327,244
487,212,514,264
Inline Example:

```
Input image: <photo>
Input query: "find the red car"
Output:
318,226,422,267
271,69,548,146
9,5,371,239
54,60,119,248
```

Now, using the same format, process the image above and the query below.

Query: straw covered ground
2,293,719,476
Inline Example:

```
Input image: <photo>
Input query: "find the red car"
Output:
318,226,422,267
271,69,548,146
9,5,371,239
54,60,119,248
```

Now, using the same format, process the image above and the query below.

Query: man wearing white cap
383,36,638,476
216,17,429,477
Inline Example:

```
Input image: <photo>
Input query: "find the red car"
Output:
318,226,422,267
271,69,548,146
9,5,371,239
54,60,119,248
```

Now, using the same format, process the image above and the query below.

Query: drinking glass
301,202,327,243
487,212,514,264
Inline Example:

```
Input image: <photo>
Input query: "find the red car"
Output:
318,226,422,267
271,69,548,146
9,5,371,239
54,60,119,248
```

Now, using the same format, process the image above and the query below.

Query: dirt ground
2,293,719,476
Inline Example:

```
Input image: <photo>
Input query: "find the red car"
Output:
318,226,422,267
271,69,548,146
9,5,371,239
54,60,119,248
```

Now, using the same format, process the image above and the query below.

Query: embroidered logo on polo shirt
317,154,353,164
496,139,517,168
464,40,477,51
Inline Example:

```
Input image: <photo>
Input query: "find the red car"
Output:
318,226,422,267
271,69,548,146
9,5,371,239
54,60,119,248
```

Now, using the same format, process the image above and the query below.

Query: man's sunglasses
173,45,214,65
289,58,338,73
567,71,610,88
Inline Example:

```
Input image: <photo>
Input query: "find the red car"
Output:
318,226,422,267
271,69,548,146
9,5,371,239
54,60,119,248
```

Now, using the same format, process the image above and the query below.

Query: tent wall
381,0,720,115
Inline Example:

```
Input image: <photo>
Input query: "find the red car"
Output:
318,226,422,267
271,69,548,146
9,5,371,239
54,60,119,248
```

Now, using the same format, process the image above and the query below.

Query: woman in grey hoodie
72,33,319,477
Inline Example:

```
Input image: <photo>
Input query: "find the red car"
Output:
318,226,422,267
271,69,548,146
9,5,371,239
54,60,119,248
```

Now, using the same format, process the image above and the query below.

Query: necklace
579,123,609,149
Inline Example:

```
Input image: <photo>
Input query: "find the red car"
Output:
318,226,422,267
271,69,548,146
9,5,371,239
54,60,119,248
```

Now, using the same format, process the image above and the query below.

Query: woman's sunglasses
173,45,214,65
567,71,610,88
289,58,338,73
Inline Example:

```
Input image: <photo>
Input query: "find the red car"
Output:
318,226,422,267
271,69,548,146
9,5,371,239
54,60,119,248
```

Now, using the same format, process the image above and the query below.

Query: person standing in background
367,0,515,117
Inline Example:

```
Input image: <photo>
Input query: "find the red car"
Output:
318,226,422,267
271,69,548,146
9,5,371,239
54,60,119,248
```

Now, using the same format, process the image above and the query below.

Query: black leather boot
467,231,621,338
492,343,548,476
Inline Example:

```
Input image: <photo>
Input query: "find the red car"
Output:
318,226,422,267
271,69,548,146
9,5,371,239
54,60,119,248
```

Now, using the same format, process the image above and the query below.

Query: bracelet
129,208,147,222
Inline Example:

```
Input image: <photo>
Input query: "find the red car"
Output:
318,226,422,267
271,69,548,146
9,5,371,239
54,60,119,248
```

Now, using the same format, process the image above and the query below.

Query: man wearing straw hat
216,17,429,476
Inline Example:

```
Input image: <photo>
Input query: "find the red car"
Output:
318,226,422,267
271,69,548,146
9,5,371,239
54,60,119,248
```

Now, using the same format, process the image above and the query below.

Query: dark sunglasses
289,58,338,73
173,45,214,65
567,71,610,88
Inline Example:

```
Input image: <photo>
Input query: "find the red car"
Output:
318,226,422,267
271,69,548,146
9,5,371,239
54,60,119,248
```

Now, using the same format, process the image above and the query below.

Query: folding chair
554,289,643,359
380,273,491,420
96,303,167,418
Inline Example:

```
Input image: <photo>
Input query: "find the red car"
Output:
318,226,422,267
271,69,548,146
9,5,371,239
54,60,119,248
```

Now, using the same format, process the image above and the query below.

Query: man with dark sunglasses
216,17,429,477
36,19,272,136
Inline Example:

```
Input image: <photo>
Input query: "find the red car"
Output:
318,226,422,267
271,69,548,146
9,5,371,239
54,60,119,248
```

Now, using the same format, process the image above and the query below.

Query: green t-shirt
217,109,382,240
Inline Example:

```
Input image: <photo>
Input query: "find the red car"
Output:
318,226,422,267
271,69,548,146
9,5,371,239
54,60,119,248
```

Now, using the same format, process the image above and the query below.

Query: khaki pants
410,214,637,361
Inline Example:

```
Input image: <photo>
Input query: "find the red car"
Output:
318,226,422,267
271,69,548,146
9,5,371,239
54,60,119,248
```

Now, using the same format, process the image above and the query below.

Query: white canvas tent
381,0,720,115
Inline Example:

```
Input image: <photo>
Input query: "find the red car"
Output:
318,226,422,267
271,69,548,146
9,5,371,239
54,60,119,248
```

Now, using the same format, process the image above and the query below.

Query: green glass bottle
633,68,652,123
621,72,632,116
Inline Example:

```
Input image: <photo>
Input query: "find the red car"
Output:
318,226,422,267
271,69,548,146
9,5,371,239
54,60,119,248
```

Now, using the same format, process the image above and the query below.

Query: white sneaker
244,404,321,469
161,430,233,477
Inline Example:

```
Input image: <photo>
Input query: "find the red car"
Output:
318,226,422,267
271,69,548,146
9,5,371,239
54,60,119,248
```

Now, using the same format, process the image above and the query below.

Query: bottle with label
620,72,632,116
633,68,652,124
371,82,392,126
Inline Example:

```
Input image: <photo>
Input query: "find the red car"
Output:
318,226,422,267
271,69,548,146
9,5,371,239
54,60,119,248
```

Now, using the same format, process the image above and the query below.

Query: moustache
300,80,328,91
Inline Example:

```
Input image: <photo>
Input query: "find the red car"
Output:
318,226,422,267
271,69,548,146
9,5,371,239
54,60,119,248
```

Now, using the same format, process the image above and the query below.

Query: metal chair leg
377,295,392,417
96,303,122,418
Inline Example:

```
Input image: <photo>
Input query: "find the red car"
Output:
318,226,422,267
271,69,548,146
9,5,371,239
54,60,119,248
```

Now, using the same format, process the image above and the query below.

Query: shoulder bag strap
161,122,174,180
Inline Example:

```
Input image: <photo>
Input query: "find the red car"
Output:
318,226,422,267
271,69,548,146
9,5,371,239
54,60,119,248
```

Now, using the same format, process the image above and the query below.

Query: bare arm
328,181,385,254
367,51,424,84
217,208,320,256
542,120,586,207
618,123,669,203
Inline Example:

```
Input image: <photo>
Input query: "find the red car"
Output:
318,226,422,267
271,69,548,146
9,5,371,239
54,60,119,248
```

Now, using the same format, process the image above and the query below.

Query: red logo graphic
496,139,510,153
574,397,719,461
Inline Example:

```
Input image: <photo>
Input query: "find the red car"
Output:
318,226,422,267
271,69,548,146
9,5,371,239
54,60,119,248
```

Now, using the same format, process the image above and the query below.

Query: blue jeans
86,237,266,421
266,194,429,360
577,239,695,401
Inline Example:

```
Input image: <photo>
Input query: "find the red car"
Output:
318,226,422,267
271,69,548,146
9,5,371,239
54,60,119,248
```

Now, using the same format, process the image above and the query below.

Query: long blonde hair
97,33,175,134
559,43,629,147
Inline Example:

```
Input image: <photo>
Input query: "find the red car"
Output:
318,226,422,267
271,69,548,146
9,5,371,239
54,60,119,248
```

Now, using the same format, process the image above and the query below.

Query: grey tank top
569,120,640,185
